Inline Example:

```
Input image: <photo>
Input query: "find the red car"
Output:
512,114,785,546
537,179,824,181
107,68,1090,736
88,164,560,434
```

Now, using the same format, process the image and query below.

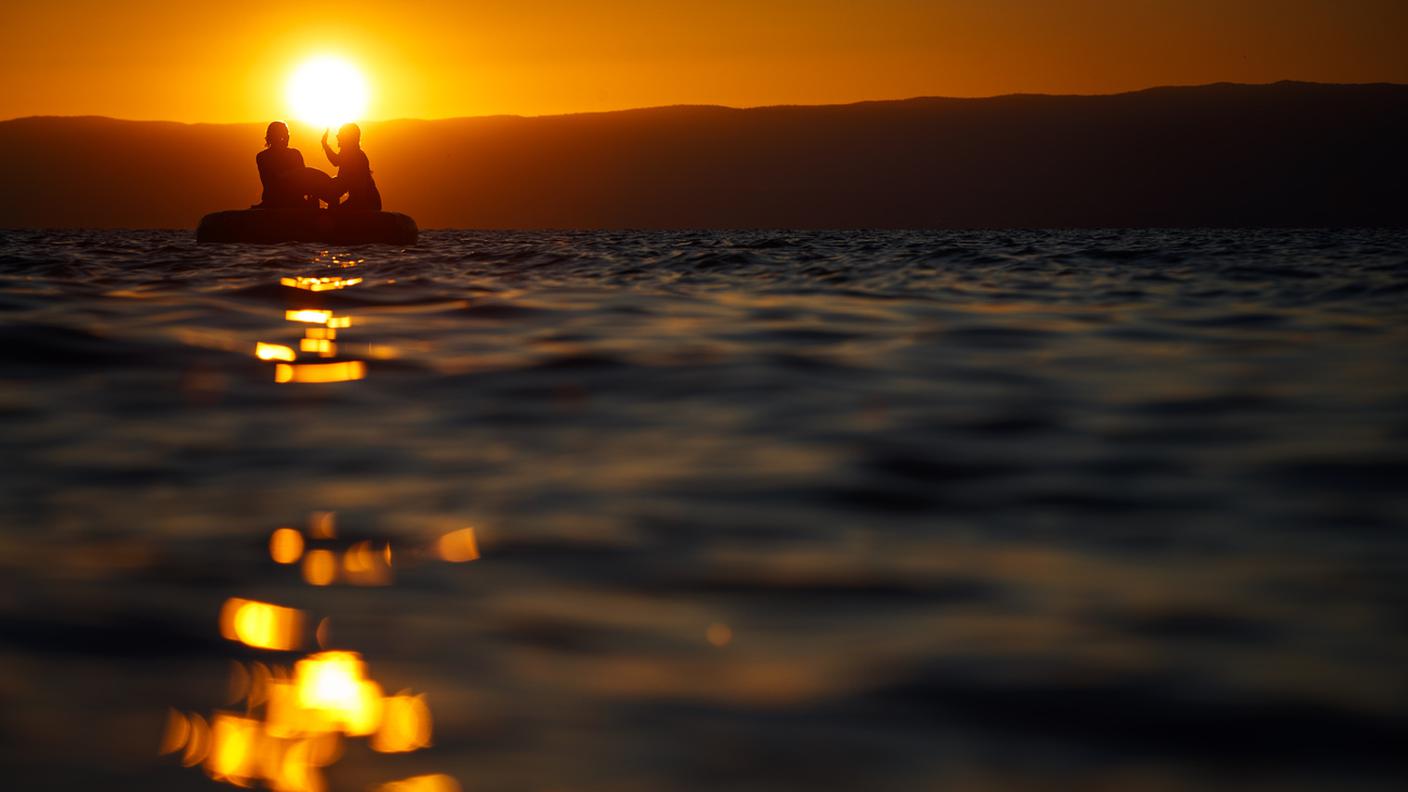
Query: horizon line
3,79,1402,127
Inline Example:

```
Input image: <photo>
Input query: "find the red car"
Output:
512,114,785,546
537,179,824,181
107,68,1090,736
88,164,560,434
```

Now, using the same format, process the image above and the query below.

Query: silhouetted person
314,123,381,210
253,121,314,208
252,122,381,211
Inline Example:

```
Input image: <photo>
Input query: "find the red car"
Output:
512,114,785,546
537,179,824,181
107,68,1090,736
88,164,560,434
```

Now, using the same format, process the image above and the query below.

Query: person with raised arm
317,123,382,210
206,121,416,242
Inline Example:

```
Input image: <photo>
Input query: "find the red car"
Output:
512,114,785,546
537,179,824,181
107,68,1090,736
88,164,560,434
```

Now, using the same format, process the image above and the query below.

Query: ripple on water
0,228,1406,790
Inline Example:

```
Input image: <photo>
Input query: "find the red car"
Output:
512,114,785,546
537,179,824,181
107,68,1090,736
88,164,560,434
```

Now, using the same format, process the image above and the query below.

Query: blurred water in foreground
0,229,1405,791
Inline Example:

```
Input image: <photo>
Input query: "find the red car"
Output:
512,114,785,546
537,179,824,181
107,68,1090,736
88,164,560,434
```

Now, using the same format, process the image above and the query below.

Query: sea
0,228,1405,791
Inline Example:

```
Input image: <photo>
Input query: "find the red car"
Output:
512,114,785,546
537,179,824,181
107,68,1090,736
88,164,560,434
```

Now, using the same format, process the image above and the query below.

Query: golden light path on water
160,512,480,789
160,254,479,791
267,256,369,383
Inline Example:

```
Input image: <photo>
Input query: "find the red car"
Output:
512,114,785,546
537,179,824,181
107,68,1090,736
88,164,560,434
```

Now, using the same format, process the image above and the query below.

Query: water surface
1,229,1405,790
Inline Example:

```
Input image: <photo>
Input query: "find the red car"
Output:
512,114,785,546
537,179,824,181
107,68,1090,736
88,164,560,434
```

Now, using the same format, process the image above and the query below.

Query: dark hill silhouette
1,82,1404,229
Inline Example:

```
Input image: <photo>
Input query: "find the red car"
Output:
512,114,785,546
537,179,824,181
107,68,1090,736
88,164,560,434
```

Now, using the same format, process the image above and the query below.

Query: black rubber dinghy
197,209,418,245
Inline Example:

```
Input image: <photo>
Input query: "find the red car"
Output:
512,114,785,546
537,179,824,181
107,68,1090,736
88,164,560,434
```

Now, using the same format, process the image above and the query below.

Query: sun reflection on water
220,598,305,651
285,309,334,324
160,255,483,789
435,528,479,563
275,360,366,384
281,276,365,292
257,252,369,383
375,775,460,792
271,528,305,564
300,337,338,357
302,549,337,586
160,510,479,789
257,342,298,362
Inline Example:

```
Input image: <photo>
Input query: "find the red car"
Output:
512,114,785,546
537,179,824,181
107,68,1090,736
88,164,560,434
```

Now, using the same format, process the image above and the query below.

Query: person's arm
253,152,272,205
321,130,341,167
252,152,267,204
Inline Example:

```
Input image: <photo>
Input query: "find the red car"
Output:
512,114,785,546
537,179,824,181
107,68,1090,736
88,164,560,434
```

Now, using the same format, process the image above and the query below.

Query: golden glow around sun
286,56,370,129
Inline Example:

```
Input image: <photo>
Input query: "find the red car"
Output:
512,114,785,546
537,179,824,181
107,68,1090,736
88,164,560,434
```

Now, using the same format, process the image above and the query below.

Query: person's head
337,123,362,149
265,121,290,148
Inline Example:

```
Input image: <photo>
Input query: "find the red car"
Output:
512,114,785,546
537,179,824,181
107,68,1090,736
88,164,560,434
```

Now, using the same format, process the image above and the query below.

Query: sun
286,56,369,129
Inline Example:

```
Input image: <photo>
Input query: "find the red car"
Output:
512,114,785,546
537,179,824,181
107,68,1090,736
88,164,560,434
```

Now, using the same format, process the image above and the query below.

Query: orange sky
2,0,1406,122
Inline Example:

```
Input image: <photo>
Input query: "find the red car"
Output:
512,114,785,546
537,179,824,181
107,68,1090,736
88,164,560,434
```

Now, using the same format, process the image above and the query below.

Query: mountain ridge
2,82,1404,229
6,80,1401,125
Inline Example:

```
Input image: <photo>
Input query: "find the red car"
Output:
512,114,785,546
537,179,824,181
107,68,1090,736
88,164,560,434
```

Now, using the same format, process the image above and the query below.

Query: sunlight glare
286,56,369,129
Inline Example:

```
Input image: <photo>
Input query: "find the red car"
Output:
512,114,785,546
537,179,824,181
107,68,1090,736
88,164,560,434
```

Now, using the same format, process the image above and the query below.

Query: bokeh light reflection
180,712,211,767
285,309,332,324
280,276,364,292
256,342,297,362
270,528,305,564
376,774,461,792
371,693,433,753
220,598,305,652
274,361,366,384
294,651,385,737
309,512,336,539
207,713,262,783
302,549,337,586
342,540,393,586
299,337,337,357
158,708,191,756
160,450,472,787
436,527,479,563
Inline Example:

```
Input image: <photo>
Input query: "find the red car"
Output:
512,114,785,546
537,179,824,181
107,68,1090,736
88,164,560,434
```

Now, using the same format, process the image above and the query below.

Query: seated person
317,123,382,210
252,121,314,208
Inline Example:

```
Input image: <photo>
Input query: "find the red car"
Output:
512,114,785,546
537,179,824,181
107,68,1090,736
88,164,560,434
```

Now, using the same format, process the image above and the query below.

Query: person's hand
321,129,329,145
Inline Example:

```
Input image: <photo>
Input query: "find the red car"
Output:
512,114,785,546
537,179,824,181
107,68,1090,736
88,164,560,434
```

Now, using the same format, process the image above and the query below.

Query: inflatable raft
196,209,418,245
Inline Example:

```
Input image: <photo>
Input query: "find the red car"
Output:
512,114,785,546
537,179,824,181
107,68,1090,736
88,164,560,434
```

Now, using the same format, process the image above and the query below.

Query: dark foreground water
0,229,1405,791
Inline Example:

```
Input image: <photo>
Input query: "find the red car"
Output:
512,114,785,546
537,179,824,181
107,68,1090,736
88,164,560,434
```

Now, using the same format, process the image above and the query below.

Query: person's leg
267,167,317,208
322,175,348,208
289,167,340,207
342,184,382,211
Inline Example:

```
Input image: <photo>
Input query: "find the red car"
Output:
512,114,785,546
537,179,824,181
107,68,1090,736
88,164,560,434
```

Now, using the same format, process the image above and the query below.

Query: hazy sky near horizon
2,0,1406,122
